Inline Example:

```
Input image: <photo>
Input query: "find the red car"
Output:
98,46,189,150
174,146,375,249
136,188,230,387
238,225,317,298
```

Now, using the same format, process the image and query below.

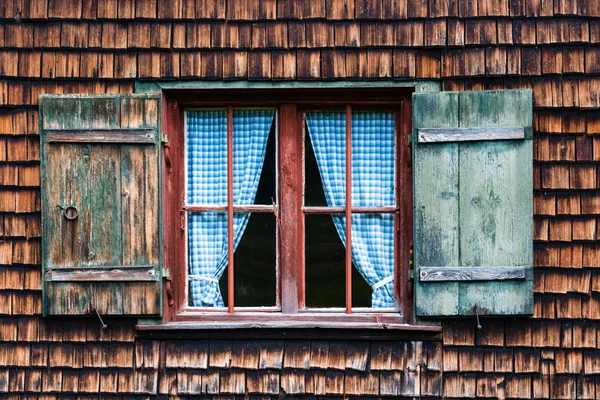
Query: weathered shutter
413,89,533,317
40,95,162,317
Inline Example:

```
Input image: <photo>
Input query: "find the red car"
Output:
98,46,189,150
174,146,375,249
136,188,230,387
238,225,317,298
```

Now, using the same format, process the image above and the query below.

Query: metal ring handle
58,205,79,220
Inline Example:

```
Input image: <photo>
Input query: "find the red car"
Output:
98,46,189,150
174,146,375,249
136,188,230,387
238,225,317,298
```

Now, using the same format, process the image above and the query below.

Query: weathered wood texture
40,95,162,316
44,129,156,143
420,266,527,281
0,1,599,399
417,126,533,143
413,90,534,317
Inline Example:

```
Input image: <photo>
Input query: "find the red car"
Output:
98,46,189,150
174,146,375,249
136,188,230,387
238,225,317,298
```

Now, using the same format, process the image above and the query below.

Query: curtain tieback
188,275,220,284
371,275,394,290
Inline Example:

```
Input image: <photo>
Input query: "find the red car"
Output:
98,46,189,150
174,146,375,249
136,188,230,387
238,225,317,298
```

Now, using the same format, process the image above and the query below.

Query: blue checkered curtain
186,109,275,307
306,112,396,308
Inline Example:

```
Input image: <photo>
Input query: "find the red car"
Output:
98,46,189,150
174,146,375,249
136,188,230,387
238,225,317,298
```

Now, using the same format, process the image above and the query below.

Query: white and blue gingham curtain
186,109,275,307
306,112,396,308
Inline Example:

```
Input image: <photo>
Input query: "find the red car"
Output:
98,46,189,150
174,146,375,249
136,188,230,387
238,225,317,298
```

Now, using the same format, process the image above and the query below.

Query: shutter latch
162,267,174,306
163,134,172,174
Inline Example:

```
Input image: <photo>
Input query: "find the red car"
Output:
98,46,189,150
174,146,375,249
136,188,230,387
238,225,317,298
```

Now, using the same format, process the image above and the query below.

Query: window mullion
345,105,352,314
279,104,300,314
227,105,235,313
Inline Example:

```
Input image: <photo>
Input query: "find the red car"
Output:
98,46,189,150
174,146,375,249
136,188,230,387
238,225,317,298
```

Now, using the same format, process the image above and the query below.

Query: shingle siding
0,0,598,397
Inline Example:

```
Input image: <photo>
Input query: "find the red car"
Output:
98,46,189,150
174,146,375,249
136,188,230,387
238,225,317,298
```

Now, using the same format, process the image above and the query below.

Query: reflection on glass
220,213,277,307
305,214,371,308
252,122,276,205
304,113,346,207
351,213,396,308
351,111,395,207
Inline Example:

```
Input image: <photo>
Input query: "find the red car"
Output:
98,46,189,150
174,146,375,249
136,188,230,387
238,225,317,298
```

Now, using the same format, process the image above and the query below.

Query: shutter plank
94,282,124,315
45,129,156,143
459,280,533,315
413,92,461,316
457,90,533,316
46,144,90,268
46,266,158,281
121,96,160,267
43,97,121,130
459,90,533,128
420,266,527,281
89,145,122,267
123,282,161,315
458,141,531,267
121,146,159,266
45,282,93,315
417,126,532,143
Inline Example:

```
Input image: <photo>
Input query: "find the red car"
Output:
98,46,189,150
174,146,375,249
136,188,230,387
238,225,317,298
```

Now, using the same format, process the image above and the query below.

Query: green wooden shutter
413,90,533,317
40,94,163,317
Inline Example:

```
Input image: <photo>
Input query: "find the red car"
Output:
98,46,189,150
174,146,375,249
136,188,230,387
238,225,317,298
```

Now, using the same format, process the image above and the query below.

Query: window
163,89,414,325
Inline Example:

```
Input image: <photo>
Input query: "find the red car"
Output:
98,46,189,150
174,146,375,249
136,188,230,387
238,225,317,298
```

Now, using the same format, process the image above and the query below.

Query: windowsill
136,315,442,340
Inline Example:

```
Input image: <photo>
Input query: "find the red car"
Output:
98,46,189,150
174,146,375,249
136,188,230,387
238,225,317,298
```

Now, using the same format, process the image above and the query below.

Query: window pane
185,109,275,206
352,112,395,207
188,211,276,307
186,110,227,205
351,213,396,308
304,124,328,206
220,213,277,307
305,112,346,207
252,121,276,205
305,214,371,308
233,110,276,206
187,211,228,307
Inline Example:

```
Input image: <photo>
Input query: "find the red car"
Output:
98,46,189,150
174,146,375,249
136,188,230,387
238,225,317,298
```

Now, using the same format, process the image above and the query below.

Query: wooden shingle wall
0,0,599,398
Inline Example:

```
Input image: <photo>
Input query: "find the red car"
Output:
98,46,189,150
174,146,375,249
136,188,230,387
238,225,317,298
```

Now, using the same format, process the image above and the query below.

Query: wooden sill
136,319,442,340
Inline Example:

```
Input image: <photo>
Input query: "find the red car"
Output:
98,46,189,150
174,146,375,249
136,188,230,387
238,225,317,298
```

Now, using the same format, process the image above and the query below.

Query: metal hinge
408,244,414,280
161,267,171,280
161,133,169,143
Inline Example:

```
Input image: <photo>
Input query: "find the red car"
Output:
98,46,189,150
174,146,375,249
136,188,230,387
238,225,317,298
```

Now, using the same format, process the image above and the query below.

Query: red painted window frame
162,88,414,325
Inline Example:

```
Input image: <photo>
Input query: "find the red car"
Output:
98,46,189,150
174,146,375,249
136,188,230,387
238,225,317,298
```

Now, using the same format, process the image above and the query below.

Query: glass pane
252,121,276,205
351,213,396,309
186,109,275,206
304,112,346,207
186,110,227,205
188,211,276,307
351,112,395,207
187,211,228,307
219,212,277,307
305,214,371,308
233,109,276,206
304,125,328,206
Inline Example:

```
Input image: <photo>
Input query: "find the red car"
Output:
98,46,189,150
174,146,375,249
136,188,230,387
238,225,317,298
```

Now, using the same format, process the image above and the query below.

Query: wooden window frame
162,88,415,327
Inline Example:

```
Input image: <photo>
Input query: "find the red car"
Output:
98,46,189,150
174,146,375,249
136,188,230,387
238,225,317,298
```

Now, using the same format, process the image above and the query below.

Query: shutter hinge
408,244,414,280
161,133,168,143
161,267,171,280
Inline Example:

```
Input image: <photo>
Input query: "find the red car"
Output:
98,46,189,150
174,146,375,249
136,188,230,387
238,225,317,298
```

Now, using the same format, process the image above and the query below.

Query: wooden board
419,266,526,281
44,129,156,143
40,95,162,317
417,126,532,143
45,266,158,282
413,90,533,317
413,91,460,316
